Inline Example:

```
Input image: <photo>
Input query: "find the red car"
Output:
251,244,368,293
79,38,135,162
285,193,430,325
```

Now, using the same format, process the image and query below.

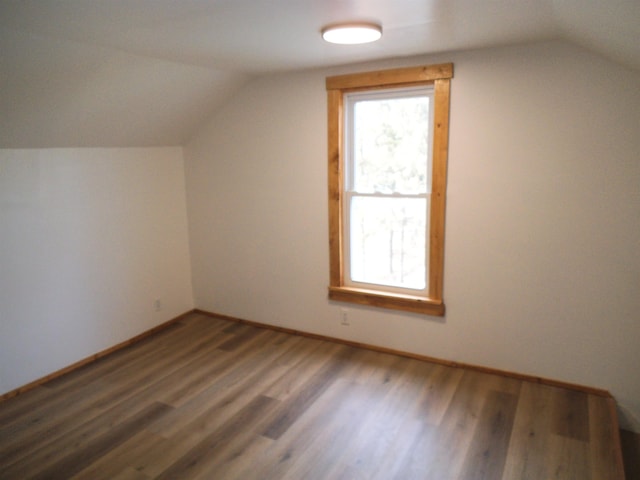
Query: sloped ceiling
0,0,638,148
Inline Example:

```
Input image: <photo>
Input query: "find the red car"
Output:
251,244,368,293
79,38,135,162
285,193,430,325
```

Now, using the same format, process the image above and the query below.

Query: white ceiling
1,0,639,147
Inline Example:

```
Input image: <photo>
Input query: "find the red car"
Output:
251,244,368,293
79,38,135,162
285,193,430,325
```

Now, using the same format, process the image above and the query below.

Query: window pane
353,96,429,194
349,196,428,290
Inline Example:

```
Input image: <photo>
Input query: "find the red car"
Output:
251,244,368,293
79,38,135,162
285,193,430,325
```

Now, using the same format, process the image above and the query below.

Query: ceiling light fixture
321,22,382,45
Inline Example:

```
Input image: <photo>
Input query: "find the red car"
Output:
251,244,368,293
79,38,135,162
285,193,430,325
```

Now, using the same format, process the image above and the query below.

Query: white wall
184,41,640,429
0,147,194,395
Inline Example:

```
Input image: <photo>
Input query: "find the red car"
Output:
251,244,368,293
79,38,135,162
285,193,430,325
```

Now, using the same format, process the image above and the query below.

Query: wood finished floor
0,312,625,480
621,429,640,480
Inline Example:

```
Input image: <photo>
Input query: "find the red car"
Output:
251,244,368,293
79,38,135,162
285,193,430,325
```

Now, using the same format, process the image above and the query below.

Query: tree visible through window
327,64,452,315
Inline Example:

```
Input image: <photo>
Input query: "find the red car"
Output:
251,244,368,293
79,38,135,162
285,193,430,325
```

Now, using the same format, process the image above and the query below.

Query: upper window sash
343,86,435,196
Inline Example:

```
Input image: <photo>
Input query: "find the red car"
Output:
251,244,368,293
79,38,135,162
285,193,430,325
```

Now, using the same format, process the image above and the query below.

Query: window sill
328,286,445,316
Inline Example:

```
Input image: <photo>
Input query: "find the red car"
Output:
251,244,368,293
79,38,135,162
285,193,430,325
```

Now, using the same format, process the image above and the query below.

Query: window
326,64,453,315
345,86,433,295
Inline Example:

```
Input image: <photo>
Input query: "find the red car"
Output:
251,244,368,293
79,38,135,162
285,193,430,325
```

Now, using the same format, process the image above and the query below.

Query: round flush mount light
321,22,382,45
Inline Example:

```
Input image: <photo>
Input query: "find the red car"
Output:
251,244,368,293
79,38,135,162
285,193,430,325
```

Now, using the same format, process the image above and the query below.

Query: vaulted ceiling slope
1,0,638,148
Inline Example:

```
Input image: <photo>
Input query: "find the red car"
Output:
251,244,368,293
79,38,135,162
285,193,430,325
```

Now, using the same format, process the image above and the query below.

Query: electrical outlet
154,299,162,312
340,308,349,326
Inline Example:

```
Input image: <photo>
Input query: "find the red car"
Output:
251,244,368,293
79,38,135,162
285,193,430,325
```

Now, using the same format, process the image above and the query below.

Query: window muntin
344,87,434,295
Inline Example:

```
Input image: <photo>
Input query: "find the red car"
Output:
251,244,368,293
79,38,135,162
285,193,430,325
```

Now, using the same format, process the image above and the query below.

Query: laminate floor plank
338,357,438,478
1,381,166,470
0,318,228,464
147,330,305,437
457,390,520,480
41,320,189,391
273,381,371,480
205,350,417,479
158,328,304,408
155,395,279,480
412,363,465,425
261,339,348,401
382,418,437,480
546,433,591,480
43,313,221,394
551,387,590,442
0,386,54,427
621,428,640,480
0,312,624,480
323,354,441,479
501,381,555,480
194,430,274,480
255,379,375,480
111,467,152,480
3,402,172,480
352,400,430,479
131,336,310,477
97,318,232,389
0,316,217,437
261,344,356,440
0,320,233,459
70,431,168,480
418,370,511,479
348,348,407,386
588,396,626,479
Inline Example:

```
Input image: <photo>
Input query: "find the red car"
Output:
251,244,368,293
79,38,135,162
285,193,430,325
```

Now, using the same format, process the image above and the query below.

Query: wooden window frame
326,63,453,316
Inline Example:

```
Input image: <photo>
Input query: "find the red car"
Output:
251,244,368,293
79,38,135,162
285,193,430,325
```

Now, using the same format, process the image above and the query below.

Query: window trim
326,63,453,316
